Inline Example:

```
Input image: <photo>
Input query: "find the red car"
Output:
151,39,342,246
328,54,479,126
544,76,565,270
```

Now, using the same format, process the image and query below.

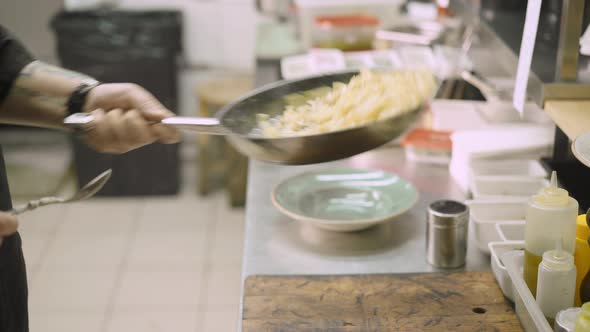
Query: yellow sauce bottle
575,214,590,306
524,172,578,296
575,302,590,332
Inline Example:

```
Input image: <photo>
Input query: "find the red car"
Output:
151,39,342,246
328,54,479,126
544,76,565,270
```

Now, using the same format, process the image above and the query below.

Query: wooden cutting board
242,272,522,332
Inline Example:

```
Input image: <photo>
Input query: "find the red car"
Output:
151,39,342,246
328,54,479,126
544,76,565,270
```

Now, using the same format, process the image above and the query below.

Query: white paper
580,24,590,55
513,0,542,116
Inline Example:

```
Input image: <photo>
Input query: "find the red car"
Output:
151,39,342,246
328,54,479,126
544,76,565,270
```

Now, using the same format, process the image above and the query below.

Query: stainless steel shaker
426,200,469,268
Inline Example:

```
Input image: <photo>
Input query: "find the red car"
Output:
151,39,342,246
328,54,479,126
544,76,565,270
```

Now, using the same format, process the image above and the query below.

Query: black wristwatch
66,79,101,116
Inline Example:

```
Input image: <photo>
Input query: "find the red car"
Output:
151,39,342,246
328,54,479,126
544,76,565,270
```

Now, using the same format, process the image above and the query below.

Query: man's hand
0,212,18,237
82,83,180,154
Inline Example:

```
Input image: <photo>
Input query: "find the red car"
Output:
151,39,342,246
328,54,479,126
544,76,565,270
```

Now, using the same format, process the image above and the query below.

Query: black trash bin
51,10,182,196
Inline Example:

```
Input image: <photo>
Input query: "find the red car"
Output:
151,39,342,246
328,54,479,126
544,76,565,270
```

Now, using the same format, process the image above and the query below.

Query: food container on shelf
280,49,403,80
376,20,445,47
401,128,452,165
280,54,314,79
312,15,379,51
469,159,548,185
369,50,402,68
343,51,376,69
450,126,554,192
471,177,549,199
398,45,437,71
489,241,525,302
295,0,404,49
495,220,526,242
307,48,346,73
466,198,527,254
503,250,554,332
64,0,117,10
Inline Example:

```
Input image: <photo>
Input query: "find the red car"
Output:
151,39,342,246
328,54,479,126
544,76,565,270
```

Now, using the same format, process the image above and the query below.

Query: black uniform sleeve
0,25,35,105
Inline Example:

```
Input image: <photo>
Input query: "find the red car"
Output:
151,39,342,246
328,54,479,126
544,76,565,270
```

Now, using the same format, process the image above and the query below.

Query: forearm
0,61,95,129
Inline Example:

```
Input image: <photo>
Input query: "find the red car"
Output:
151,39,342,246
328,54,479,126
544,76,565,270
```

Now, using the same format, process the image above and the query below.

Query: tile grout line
98,198,145,332
195,193,223,332
26,205,71,291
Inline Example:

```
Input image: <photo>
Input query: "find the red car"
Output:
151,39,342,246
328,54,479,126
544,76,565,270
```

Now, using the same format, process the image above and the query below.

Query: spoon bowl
10,169,112,215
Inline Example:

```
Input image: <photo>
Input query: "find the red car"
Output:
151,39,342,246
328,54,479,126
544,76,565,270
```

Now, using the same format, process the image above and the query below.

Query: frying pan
64,70,426,165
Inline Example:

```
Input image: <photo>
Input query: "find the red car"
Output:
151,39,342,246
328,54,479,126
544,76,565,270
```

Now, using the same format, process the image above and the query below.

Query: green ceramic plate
272,168,419,232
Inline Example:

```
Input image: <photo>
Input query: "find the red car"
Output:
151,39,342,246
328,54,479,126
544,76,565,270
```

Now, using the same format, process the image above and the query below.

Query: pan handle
64,113,228,135
161,116,228,135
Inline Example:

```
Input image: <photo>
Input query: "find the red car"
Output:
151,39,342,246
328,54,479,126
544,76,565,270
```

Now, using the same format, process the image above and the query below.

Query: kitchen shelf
545,100,590,140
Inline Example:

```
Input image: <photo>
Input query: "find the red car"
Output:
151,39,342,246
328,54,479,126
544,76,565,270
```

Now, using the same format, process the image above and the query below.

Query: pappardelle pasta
255,70,437,138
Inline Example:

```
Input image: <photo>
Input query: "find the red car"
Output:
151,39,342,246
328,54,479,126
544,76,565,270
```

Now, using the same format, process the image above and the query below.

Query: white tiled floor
11,149,245,332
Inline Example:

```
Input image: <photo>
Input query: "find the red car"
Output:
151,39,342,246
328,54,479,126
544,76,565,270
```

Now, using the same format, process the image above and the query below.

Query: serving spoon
10,169,112,215
0,169,112,245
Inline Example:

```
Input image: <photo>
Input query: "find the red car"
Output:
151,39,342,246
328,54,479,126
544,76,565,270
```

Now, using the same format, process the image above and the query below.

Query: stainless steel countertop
241,148,489,279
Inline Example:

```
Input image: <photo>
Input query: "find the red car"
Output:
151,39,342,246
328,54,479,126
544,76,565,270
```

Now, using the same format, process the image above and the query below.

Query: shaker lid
428,200,468,226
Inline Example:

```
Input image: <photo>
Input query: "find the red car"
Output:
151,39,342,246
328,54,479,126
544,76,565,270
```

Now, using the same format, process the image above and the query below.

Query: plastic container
524,172,578,297
64,0,117,10
343,51,376,69
280,49,402,80
535,243,576,325
295,0,404,49
312,15,379,51
467,198,528,254
555,307,581,332
401,128,452,165
489,241,525,302
503,250,553,332
450,125,554,192
307,48,346,73
496,220,526,242
280,54,314,79
471,177,549,199
398,45,437,71
369,50,402,68
469,159,548,182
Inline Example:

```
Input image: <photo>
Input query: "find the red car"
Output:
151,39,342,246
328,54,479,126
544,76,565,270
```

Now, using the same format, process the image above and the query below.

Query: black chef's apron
0,24,33,332
0,147,28,332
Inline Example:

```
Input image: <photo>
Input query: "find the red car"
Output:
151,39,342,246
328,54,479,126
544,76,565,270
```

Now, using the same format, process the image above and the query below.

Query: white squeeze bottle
524,171,578,297
535,239,576,326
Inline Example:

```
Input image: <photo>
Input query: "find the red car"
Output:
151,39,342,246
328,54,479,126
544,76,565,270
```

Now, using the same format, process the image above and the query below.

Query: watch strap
66,80,101,116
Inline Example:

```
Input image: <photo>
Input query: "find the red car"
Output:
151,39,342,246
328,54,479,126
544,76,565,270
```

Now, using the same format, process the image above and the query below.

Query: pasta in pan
255,70,437,138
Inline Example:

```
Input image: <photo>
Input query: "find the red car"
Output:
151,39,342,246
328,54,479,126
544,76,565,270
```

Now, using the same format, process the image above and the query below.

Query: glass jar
312,15,379,52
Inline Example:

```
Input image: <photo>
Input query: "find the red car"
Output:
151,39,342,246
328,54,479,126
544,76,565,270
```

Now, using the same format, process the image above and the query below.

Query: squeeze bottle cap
541,238,574,271
535,171,569,207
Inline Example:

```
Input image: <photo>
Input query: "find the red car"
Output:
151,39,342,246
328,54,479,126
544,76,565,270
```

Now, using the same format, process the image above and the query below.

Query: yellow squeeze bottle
575,214,590,306
575,302,590,332
524,171,578,296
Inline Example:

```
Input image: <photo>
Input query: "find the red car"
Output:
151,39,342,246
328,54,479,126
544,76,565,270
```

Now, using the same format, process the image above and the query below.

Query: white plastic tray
489,241,525,302
503,250,553,332
467,198,528,254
